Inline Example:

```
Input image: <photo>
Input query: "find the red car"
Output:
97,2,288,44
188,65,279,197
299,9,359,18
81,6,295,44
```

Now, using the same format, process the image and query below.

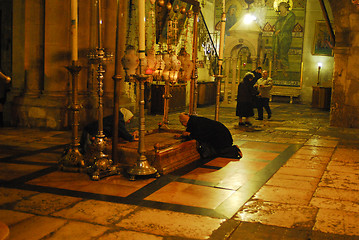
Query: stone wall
4,0,133,130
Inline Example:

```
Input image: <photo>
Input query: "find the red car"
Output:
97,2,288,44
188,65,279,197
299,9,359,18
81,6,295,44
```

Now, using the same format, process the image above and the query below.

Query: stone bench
270,86,301,104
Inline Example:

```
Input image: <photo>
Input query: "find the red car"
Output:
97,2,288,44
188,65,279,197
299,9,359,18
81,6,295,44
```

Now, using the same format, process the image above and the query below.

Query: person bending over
80,108,138,153
178,113,242,159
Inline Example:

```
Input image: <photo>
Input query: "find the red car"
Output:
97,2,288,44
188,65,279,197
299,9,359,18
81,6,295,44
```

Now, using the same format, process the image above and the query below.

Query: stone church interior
0,0,359,239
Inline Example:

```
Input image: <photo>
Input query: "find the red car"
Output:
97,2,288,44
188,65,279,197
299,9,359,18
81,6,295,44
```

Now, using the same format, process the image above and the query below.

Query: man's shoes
238,122,245,126
268,114,272,119
255,118,263,120
245,122,252,126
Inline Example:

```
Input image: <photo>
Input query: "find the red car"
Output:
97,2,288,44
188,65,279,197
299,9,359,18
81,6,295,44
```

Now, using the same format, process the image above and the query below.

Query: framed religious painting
312,21,333,56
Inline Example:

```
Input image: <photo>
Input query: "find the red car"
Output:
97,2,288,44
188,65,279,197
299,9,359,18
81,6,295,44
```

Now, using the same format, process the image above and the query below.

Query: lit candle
71,0,78,61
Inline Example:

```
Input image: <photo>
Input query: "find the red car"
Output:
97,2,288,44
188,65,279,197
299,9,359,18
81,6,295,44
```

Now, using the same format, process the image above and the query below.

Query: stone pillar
223,57,229,103
24,0,44,95
43,0,70,94
329,0,359,128
231,57,236,102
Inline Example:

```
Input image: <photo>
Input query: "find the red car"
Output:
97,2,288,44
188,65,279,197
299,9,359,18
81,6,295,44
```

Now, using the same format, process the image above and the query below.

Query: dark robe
186,115,242,159
236,79,259,117
79,111,133,153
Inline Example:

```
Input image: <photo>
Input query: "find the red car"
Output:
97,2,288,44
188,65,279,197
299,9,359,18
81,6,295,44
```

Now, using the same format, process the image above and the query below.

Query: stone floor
1,102,359,240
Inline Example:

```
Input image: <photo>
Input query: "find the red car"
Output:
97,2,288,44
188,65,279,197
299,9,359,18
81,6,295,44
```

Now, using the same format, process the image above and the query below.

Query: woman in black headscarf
236,72,259,126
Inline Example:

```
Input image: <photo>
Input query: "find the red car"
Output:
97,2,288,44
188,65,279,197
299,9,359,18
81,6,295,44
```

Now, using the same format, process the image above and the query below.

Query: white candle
71,0,78,61
218,0,226,74
139,0,146,60
219,12,225,61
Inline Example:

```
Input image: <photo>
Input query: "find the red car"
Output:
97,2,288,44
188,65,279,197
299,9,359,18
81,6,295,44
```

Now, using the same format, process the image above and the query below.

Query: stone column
24,0,44,96
223,57,229,103
43,0,70,94
329,0,359,128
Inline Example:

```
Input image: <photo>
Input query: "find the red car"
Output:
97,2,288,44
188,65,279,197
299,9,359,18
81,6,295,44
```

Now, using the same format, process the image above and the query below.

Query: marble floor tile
97,230,163,240
0,187,37,205
0,209,34,226
27,171,154,197
314,208,359,236
294,146,335,157
15,152,61,164
289,155,331,165
238,142,289,152
13,193,82,215
239,149,279,161
145,181,235,209
331,147,359,163
252,185,314,205
183,162,256,189
235,200,317,229
275,166,324,178
304,138,339,148
318,170,359,191
283,158,327,171
265,176,319,192
314,186,359,202
310,197,359,213
116,208,224,239
205,157,236,168
45,221,109,240
326,159,359,173
0,162,49,181
8,216,67,240
53,199,138,225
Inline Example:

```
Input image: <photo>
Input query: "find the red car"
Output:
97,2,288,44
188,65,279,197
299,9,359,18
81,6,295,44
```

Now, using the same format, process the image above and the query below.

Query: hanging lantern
166,2,172,11
180,6,186,14
173,4,179,13
158,0,165,7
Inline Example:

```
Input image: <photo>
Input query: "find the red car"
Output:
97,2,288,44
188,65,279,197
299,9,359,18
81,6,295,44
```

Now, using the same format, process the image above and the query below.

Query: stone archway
223,40,257,103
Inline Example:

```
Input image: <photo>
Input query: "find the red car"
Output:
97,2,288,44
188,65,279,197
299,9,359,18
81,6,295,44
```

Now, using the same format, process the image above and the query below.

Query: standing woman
236,72,258,126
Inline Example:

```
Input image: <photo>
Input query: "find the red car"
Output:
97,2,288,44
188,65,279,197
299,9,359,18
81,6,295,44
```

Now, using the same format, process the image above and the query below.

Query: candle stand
59,61,85,172
86,48,117,181
127,74,158,181
213,74,224,121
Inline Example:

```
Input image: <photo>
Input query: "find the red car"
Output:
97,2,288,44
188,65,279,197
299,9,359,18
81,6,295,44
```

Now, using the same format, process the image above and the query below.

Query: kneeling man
178,113,242,159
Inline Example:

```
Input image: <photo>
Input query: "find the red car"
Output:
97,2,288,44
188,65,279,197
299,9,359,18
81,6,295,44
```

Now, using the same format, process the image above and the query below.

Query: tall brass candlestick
59,0,84,171
127,0,157,180
86,0,117,180
189,11,199,115
59,62,84,171
214,3,226,121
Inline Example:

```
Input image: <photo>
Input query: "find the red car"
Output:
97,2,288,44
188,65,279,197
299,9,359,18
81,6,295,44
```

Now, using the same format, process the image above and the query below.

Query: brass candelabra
59,61,85,172
86,48,117,181
127,73,158,181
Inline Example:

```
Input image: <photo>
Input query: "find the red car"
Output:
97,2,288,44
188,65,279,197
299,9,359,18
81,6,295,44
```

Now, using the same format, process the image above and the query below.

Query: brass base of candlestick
59,147,85,172
85,135,118,181
127,155,159,181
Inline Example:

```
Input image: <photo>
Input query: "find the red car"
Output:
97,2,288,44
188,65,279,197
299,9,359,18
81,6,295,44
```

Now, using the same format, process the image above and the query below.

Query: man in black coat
178,113,242,159
79,108,138,153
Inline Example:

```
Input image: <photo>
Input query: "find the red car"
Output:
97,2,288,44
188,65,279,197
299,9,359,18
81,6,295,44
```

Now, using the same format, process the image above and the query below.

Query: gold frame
312,21,333,56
